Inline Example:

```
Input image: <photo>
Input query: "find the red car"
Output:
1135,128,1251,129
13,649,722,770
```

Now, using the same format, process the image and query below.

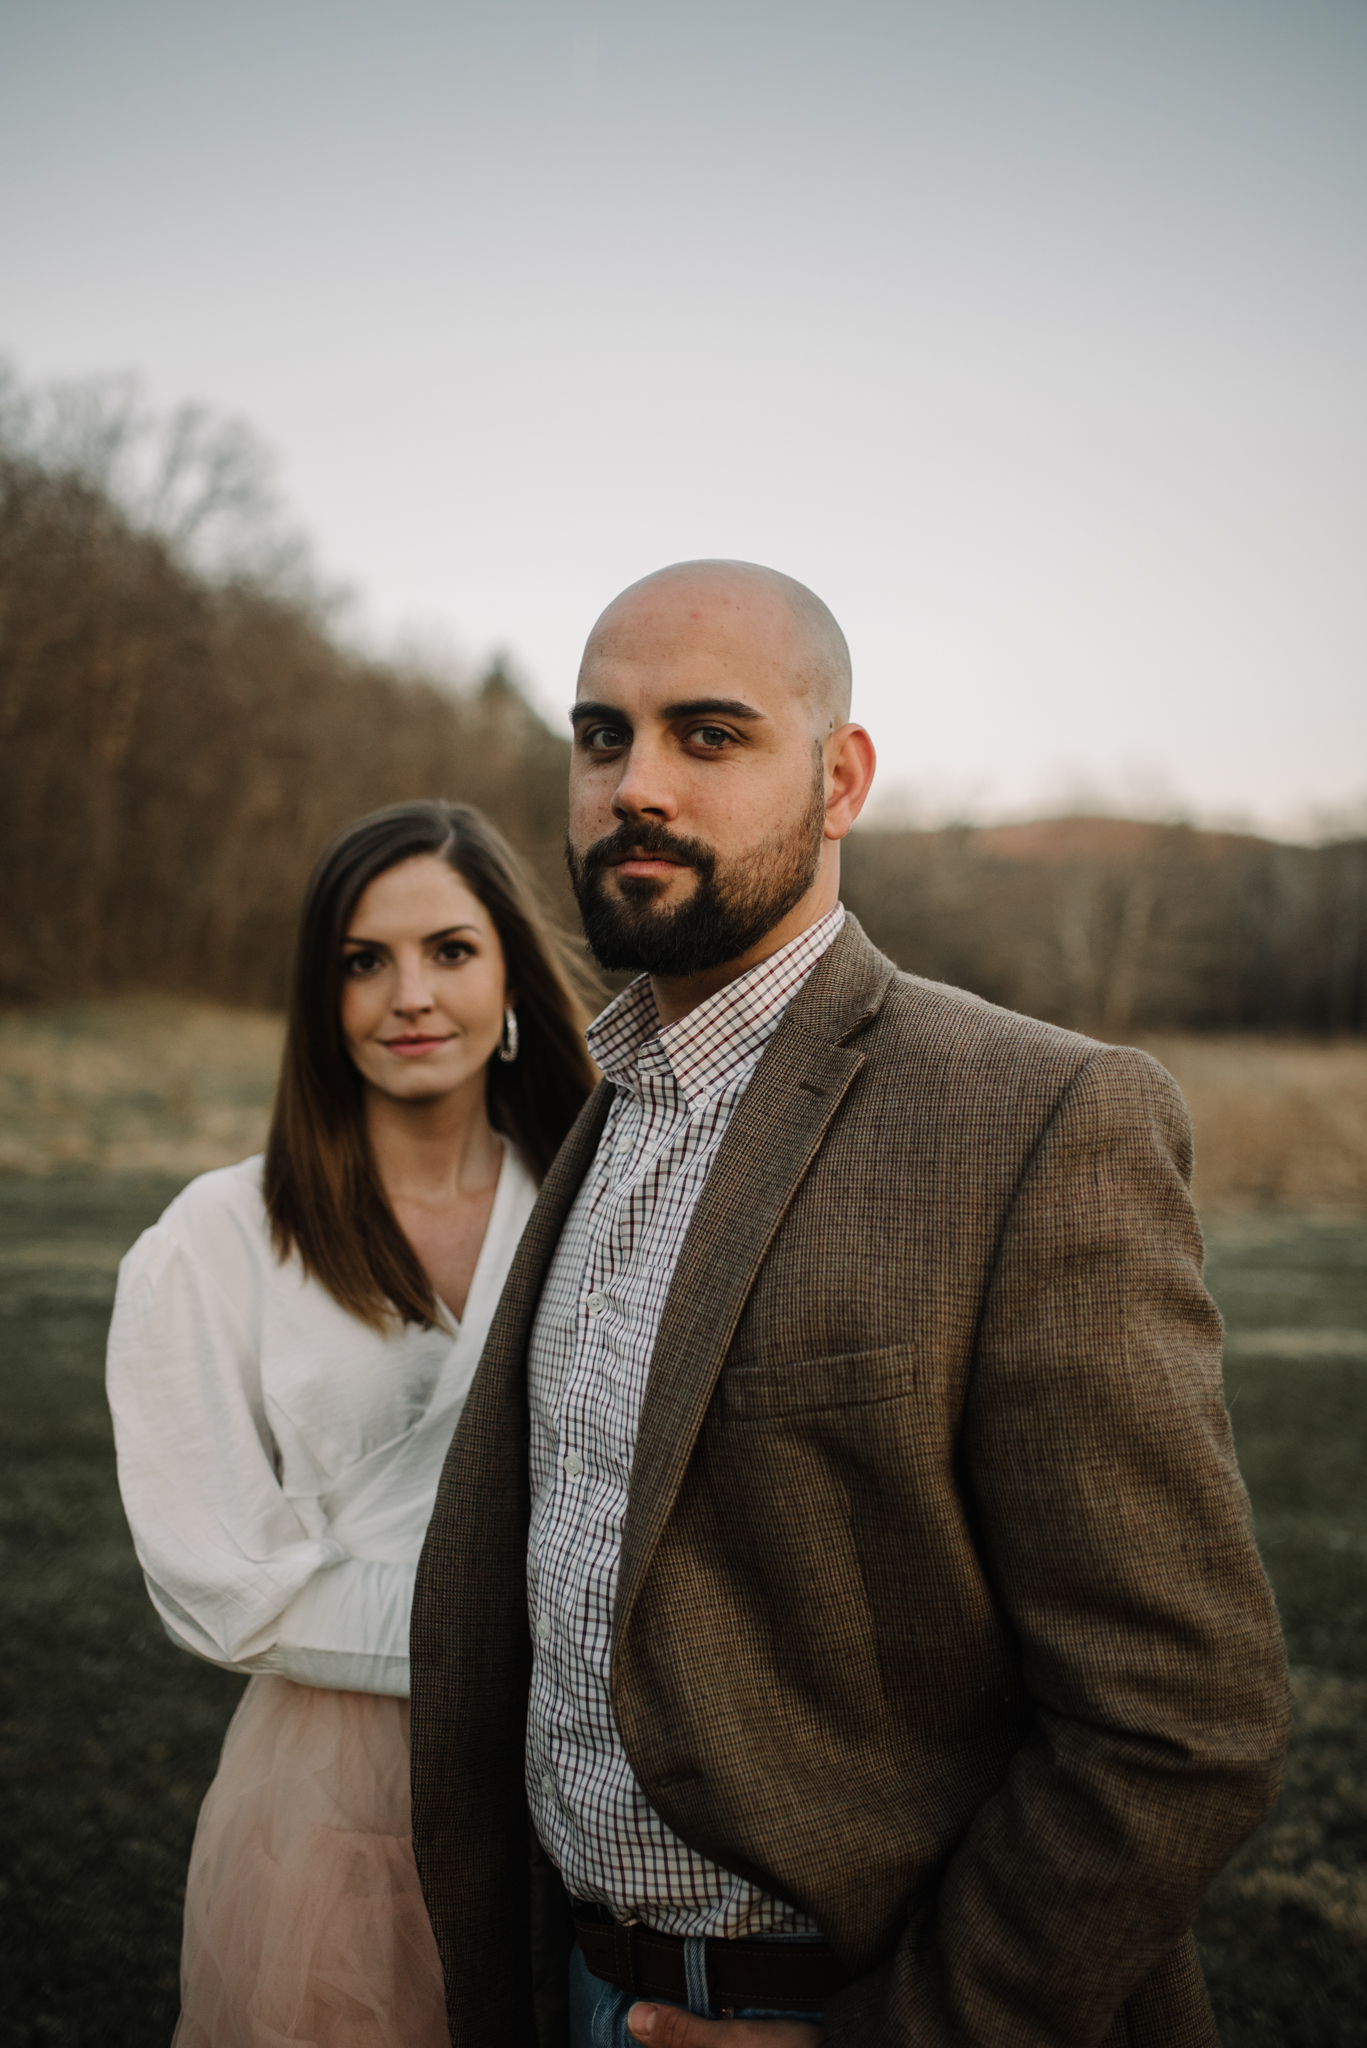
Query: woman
106,800,596,2048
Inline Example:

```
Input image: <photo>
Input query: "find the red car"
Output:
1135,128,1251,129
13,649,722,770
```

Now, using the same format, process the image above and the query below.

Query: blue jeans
568,1941,823,2047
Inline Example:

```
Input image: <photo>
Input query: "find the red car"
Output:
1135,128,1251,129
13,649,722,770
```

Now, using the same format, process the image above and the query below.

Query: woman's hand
626,2003,823,2048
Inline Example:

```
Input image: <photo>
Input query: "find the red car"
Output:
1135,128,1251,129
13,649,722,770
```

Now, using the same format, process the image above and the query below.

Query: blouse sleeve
106,1219,412,1696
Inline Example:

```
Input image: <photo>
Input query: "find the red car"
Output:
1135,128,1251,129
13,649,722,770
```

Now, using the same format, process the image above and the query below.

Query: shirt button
586,1290,610,1318
536,1615,552,1642
563,1451,584,1478
541,1770,555,1798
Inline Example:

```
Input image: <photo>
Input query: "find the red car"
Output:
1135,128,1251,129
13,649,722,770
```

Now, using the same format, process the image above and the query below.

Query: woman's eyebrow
342,924,479,947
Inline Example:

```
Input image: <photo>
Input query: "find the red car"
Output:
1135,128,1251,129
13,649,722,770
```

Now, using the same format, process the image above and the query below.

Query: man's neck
647,880,840,1029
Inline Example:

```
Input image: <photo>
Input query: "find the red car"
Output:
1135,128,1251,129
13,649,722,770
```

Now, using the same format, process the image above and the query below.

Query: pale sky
3,0,1363,833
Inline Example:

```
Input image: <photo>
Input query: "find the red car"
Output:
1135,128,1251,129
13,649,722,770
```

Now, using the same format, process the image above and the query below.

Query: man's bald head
567,556,876,1004
582,559,852,733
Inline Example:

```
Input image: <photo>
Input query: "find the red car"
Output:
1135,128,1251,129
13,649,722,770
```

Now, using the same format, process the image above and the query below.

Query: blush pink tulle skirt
172,1675,449,2048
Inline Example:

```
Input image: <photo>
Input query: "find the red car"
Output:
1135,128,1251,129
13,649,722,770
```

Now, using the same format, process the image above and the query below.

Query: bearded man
410,560,1288,2048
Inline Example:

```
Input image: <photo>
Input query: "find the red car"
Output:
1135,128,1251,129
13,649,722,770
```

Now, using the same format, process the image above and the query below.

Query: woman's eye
436,942,473,964
343,950,381,976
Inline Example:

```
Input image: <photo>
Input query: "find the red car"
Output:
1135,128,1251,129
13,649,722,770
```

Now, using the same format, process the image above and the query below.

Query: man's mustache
578,821,716,875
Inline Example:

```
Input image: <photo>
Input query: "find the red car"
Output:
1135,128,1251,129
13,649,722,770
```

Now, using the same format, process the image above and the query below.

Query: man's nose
611,736,678,823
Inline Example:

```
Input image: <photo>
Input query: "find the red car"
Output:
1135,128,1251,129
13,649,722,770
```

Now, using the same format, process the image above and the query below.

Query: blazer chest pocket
716,1342,919,1421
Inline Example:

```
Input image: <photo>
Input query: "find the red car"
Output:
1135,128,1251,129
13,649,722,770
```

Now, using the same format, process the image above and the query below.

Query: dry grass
3,1002,1366,1213
1137,1034,1367,1211
0,997,283,1176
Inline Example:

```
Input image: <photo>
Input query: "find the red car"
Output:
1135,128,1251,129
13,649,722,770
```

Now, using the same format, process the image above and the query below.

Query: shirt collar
587,904,846,1107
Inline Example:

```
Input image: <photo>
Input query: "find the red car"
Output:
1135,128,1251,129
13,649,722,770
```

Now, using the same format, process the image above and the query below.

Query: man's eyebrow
660,697,766,722
568,697,766,725
569,700,628,727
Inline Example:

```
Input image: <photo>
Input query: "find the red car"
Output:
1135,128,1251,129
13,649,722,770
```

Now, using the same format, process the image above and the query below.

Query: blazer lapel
476,1080,616,1413
613,919,896,1646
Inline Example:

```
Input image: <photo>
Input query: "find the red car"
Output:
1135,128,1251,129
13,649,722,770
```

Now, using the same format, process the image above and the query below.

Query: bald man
410,561,1288,2048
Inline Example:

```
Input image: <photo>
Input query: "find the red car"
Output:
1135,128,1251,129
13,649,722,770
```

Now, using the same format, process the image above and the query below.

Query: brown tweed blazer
410,917,1289,2048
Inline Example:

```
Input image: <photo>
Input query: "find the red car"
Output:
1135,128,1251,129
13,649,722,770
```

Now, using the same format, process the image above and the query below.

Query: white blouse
106,1143,537,1697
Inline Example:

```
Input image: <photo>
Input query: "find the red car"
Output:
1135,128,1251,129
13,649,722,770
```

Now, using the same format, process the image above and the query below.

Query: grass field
1,1004,1365,2045
1196,1216,1367,2042
0,1173,244,2047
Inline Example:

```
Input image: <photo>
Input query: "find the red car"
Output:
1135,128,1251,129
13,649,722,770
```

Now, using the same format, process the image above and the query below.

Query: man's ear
823,724,876,840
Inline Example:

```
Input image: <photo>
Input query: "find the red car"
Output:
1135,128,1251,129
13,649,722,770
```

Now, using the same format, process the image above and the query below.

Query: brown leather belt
572,1907,848,2014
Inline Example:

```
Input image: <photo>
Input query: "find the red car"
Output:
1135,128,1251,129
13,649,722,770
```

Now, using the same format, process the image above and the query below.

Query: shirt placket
569,1054,686,1492
534,1055,694,1846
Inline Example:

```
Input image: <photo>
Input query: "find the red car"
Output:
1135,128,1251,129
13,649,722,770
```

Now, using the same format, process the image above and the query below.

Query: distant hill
843,816,1367,1035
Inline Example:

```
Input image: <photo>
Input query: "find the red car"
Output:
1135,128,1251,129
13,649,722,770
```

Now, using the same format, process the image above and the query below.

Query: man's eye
582,724,628,749
691,725,733,749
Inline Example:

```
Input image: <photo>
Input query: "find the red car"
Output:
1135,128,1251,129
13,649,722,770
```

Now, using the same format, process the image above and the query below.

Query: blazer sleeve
106,1223,413,1696
828,1045,1290,2047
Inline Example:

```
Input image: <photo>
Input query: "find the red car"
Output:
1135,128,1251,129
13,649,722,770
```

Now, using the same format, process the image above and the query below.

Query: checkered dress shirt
524,905,845,1937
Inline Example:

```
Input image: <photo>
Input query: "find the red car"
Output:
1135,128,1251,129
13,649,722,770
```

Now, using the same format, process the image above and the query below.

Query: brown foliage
0,449,576,1007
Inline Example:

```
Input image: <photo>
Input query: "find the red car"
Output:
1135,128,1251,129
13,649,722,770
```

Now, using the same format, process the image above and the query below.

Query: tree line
1,370,1362,1033
845,818,1366,1037
0,371,576,1008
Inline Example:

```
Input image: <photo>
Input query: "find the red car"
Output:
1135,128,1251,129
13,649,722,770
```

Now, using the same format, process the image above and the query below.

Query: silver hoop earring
497,1005,519,1063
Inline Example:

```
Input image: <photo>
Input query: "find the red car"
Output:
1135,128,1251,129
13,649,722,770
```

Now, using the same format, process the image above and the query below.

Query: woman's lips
381,1036,454,1056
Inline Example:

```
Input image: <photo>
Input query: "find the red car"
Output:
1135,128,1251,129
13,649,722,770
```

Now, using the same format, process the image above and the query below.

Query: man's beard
566,763,827,978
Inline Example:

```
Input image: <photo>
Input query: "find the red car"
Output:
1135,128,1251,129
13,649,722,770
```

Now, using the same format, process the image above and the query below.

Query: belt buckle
612,1915,642,1996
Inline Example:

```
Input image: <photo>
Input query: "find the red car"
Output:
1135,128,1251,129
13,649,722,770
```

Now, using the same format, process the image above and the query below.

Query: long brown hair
264,800,598,1329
